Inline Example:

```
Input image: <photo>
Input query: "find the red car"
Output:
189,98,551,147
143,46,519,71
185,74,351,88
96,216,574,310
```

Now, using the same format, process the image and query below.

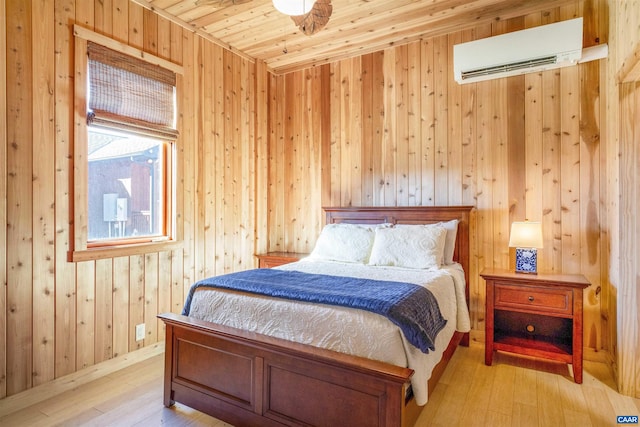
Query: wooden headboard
324,206,474,304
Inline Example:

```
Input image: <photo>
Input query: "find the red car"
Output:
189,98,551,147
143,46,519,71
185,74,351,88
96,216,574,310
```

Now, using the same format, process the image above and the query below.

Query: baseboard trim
0,342,164,418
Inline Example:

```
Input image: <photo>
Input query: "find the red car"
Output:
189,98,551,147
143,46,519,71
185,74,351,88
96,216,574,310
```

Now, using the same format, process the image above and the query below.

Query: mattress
185,258,470,405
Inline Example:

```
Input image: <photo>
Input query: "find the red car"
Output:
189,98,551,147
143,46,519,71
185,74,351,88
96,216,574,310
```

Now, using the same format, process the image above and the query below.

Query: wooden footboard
159,313,466,427
160,313,427,427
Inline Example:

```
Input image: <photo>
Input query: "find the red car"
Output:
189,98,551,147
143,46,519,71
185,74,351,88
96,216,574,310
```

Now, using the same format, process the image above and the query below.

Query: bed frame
159,206,473,427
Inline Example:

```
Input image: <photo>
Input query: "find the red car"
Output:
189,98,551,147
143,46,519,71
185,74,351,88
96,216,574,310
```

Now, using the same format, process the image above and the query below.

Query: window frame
85,129,172,247
71,26,183,262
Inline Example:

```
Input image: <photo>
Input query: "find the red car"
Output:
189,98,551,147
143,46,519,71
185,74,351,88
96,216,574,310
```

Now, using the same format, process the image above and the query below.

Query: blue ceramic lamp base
515,247,538,274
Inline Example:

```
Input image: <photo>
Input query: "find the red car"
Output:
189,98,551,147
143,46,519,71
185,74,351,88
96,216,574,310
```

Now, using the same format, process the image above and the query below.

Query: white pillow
308,223,375,264
368,225,447,269
438,219,459,265
396,221,459,264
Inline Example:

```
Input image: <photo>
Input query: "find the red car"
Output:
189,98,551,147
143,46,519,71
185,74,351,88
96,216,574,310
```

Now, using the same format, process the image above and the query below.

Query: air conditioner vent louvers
461,56,557,81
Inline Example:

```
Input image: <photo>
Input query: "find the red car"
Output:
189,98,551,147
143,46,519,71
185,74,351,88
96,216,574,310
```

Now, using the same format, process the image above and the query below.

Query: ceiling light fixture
272,0,313,16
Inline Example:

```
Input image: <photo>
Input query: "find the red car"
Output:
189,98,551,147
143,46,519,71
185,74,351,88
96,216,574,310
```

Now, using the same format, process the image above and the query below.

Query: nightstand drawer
256,252,307,268
494,284,572,315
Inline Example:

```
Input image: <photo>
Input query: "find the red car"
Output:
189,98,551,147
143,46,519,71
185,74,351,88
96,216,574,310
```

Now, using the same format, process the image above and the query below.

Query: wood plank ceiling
138,0,577,75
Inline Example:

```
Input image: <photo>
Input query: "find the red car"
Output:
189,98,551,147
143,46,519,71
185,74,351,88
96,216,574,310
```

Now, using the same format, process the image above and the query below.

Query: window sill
70,240,183,262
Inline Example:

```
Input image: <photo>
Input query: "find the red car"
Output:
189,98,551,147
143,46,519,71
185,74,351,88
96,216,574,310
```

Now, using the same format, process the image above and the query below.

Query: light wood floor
1,341,638,427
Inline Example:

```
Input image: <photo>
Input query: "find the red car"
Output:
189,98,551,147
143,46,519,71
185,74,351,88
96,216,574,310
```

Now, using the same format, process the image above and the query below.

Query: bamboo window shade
87,41,178,140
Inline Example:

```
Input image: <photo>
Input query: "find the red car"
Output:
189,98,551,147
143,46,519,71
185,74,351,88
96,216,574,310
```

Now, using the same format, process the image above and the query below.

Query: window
72,26,183,260
87,128,167,242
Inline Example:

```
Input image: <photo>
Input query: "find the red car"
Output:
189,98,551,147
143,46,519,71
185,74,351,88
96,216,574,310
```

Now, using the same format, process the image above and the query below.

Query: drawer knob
528,296,535,302
526,324,535,333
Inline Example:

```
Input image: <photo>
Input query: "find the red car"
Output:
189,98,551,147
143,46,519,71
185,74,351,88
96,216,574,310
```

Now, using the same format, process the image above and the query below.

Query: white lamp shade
272,0,314,15
508,221,543,248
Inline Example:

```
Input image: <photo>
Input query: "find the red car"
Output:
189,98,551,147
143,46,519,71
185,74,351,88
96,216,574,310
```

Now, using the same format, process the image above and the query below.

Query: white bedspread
186,259,470,405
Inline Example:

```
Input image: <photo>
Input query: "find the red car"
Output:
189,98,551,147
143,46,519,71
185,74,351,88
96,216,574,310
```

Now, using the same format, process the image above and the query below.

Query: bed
159,206,473,427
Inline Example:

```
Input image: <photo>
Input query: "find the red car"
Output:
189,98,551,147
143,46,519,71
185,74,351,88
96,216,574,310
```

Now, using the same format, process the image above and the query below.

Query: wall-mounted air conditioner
453,18,606,84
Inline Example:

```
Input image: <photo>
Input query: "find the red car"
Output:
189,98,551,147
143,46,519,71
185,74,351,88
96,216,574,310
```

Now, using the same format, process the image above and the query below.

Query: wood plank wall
0,0,6,402
1,0,257,397
266,0,610,360
608,0,640,399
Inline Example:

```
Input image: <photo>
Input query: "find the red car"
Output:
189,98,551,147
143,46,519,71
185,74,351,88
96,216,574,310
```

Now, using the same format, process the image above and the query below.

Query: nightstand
480,268,590,383
256,252,307,268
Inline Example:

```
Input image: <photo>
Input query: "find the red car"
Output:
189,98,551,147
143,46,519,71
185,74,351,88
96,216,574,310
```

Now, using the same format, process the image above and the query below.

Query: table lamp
509,221,543,274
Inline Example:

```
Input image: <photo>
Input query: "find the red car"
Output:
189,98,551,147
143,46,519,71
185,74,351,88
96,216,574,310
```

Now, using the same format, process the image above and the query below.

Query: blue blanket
182,269,447,353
